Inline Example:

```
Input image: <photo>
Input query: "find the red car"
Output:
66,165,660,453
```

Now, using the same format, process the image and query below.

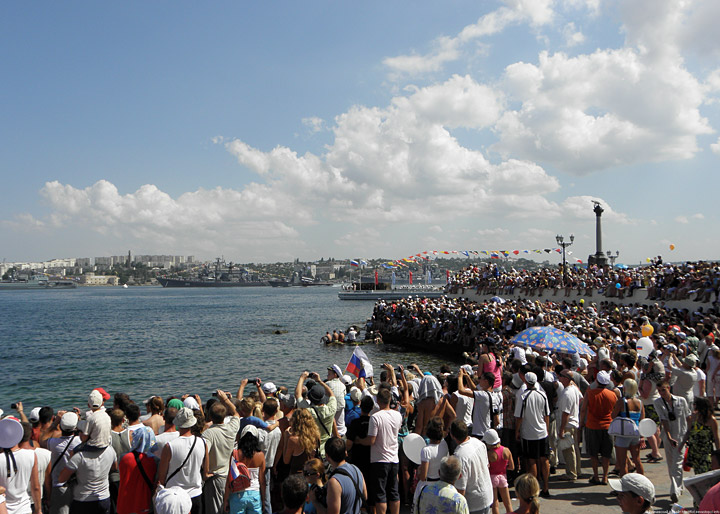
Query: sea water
0,286,447,411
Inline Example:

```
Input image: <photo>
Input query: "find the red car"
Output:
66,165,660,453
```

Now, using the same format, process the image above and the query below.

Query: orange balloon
641,324,654,337
669,244,675,251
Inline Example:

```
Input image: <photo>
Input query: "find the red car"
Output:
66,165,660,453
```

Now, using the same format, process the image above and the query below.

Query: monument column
588,201,608,267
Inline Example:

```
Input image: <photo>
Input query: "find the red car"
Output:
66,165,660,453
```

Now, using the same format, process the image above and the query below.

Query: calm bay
1,286,447,411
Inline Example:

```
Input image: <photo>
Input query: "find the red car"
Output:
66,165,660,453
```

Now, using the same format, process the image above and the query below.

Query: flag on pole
427,270,432,284
446,269,450,283
374,270,378,285
391,271,396,287
409,271,413,285
350,260,359,267
346,347,374,378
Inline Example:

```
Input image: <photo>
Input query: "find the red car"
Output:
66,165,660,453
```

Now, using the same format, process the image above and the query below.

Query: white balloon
636,337,654,358
638,418,657,438
403,433,426,465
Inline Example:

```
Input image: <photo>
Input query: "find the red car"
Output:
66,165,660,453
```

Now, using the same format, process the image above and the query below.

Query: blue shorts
229,490,262,514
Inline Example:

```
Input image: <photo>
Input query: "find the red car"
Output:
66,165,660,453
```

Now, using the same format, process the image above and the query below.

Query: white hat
173,407,197,429
261,382,277,394
88,390,104,408
328,364,343,378
341,374,354,386
60,412,79,431
241,424,259,439
349,386,362,403
596,370,611,386
28,407,41,423
525,372,538,385
183,397,200,410
608,473,655,505
0,418,23,448
154,485,193,514
483,429,500,446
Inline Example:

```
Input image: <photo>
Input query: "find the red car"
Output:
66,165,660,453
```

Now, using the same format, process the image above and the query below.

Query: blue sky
2,0,719,265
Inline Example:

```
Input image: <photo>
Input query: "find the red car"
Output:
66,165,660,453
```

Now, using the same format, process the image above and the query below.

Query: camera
668,412,677,421
247,379,259,386
11,403,18,410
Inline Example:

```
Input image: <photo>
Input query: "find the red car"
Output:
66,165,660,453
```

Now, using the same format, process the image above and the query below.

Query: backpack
229,450,252,492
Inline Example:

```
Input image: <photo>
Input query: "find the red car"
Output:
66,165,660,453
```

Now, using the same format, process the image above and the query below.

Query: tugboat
157,258,269,288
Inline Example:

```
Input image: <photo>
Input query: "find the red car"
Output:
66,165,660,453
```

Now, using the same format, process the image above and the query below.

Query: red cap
94,387,111,401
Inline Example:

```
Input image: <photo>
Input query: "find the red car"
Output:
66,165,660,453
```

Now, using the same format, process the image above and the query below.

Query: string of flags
351,249,582,269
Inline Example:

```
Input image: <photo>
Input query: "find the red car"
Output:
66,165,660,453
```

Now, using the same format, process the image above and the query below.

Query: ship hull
157,278,268,288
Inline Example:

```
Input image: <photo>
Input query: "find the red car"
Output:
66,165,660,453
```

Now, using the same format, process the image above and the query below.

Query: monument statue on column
587,201,608,267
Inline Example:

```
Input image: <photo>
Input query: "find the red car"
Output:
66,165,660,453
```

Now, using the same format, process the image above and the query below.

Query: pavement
399,446,696,514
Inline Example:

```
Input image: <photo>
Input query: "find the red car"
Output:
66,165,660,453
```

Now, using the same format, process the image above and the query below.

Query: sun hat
596,370,611,386
154,485,193,514
683,354,698,367
328,364,343,378
308,384,326,405
88,390,104,408
0,418,23,449
483,429,500,446
524,372,537,385
173,407,197,429
183,397,200,410
608,473,655,505
60,412,79,431
262,382,277,394
28,407,41,423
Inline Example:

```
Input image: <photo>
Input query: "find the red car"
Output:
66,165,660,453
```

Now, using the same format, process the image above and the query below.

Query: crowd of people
446,261,720,303
2,261,720,514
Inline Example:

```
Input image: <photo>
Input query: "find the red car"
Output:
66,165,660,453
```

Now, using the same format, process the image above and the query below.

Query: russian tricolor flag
350,260,359,267
346,347,373,378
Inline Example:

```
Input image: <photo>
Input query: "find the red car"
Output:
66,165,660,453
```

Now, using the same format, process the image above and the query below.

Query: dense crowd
2,263,720,514
446,261,720,303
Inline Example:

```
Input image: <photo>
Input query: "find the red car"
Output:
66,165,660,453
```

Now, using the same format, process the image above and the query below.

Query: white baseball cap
609,473,655,505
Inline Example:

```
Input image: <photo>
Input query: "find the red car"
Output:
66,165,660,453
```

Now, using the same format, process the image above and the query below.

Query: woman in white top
412,417,448,510
223,426,266,514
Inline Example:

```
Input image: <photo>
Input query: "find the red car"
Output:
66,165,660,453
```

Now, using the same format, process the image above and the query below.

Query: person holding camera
653,379,691,503
295,372,336,460
203,389,241,514
309,438,366,514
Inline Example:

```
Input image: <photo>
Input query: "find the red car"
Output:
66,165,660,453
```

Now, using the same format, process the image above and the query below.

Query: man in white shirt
326,365,348,437
358,388,402,514
0,419,41,514
47,413,82,514
202,390,241,514
514,372,551,498
152,408,179,459
157,408,209,514
82,390,111,449
58,434,117,513
450,420,492,514
557,370,582,480
260,398,282,514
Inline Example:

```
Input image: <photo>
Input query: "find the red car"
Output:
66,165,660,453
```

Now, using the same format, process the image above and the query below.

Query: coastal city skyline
2,1,719,265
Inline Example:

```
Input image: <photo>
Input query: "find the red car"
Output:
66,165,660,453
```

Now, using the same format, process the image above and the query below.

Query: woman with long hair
223,426,266,514
610,379,645,476
681,397,720,474
282,409,321,475
513,473,540,514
